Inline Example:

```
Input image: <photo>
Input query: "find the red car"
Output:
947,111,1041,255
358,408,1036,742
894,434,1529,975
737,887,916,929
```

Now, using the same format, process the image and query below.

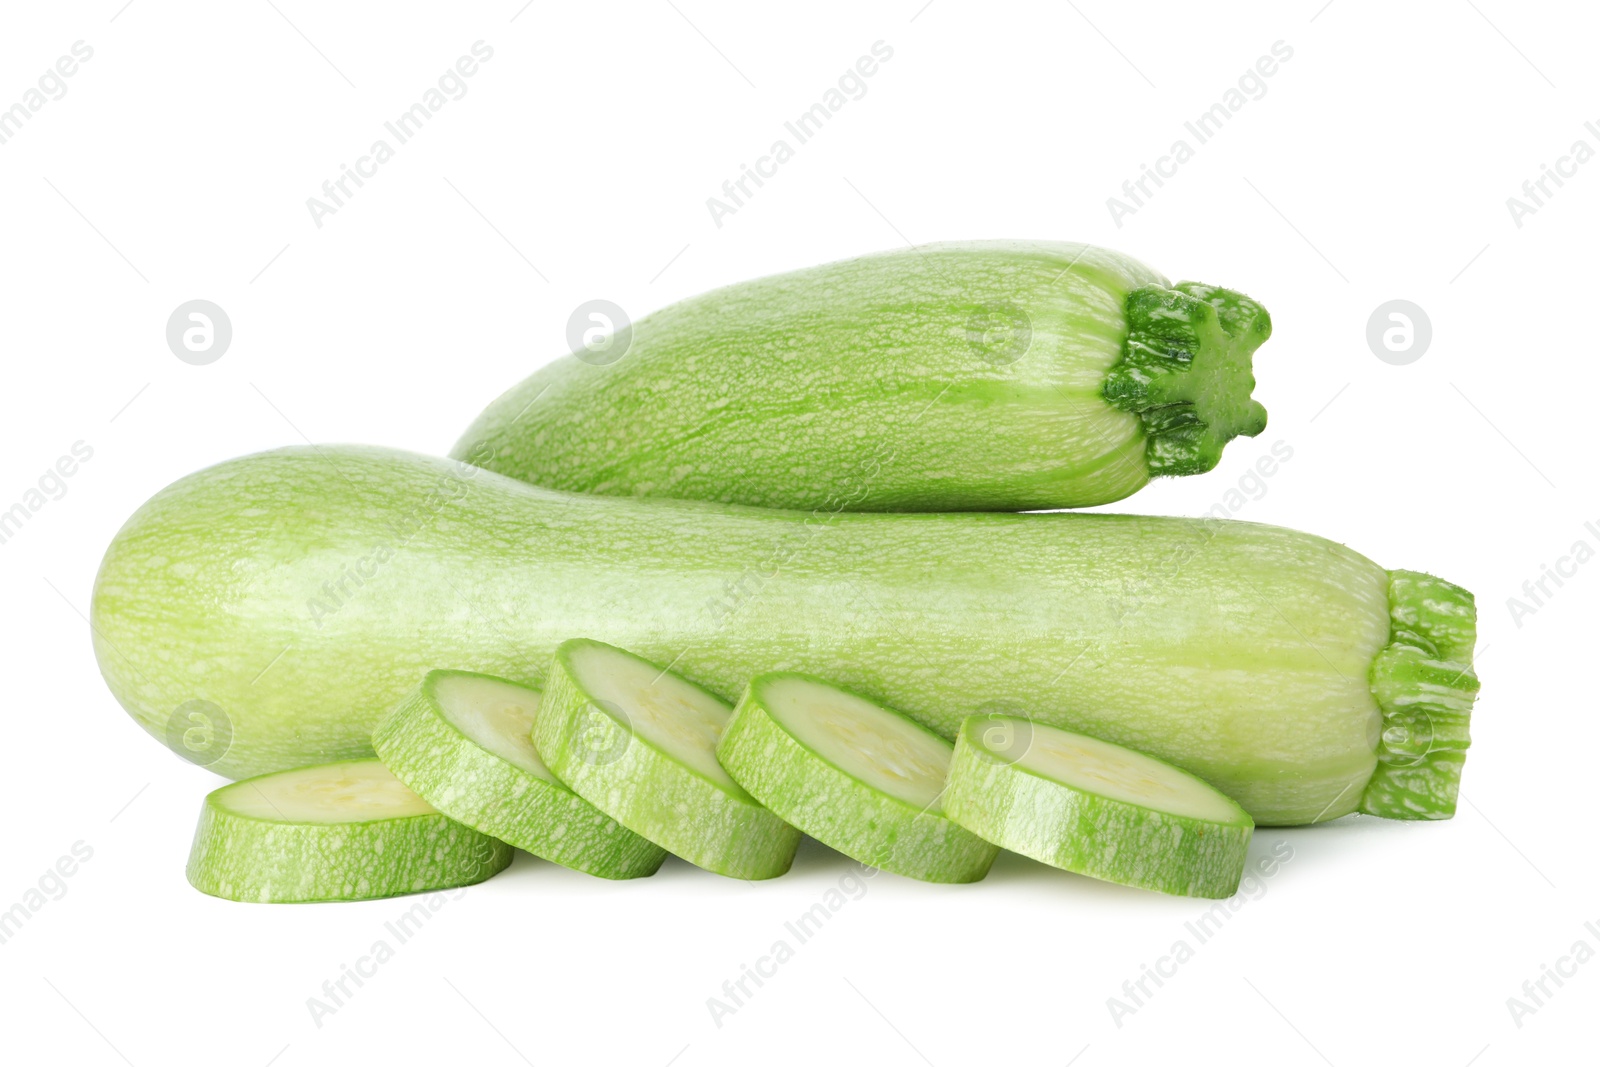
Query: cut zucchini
944,716,1253,898
372,671,666,880
186,759,511,903
535,639,800,879
717,673,997,883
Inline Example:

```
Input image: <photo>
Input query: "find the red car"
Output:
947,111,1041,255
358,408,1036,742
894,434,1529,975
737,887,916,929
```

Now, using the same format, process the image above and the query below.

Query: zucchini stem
1360,570,1479,819
1104,282,1272,476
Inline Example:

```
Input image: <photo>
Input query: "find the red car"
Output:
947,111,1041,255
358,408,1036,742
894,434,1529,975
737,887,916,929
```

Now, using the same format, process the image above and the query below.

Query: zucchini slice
186,759,511,903
944,716,1253,898
372,671,666,879
718,673,997,883
535,639,800,880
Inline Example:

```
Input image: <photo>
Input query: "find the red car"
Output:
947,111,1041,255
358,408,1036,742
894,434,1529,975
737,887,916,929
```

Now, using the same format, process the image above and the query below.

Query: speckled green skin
943,718,1253,898
185,759,511,903
452,242,1269,512
371,672,666,879
536,640,799,879
718,673,996,883
91,446,1477,825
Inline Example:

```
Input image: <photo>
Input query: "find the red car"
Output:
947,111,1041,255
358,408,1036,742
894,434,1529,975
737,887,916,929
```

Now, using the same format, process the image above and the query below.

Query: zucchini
371,670,666,879
452,241,1271,512
943,715,1253,898
717,672,997,883
92,446,1478,826
185,759,511,903
535,639,800,879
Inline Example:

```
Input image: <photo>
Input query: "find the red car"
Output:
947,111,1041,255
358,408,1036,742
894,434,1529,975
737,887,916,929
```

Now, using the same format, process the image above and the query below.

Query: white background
0,1,1593,1064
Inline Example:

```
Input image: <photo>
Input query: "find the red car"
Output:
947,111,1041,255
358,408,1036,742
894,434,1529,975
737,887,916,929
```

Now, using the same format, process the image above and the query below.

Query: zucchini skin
452,241,1269,512
944,717,1253,899
92,446,1475,826
186,760,512,904
536,640,800,880
718,673,997,883
371,672,667,880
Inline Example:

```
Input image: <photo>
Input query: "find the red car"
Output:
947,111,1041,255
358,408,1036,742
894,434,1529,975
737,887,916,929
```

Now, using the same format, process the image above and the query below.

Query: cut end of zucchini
371,672,667,880
1360,570,1479,820
186,759,512,903
945,716,1253,898
213,759,437,823
719,674,998,883
537,639,800,879
1103,281,1271,477
429,672,552,780
757,674,953,812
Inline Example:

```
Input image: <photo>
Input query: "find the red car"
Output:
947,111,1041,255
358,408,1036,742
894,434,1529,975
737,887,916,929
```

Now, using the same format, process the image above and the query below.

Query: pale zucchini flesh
718,673,997,883
534,639,800,879
371,671,666,879
186,759,511,903
92,446,1478,826
943,716,1254,898
453,242,1271,512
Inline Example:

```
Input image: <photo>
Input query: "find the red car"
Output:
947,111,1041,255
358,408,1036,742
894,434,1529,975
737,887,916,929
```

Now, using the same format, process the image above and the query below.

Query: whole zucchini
453,241,1271,512
91,446,1475,826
